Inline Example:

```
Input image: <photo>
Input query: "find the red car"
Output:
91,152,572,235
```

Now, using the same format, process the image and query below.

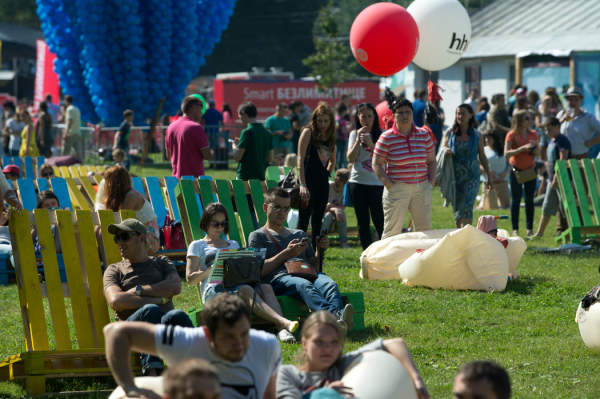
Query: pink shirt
373,123,434,184
165,116,210,178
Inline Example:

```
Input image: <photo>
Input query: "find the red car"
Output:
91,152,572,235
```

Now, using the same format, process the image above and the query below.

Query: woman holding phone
346,103,384,250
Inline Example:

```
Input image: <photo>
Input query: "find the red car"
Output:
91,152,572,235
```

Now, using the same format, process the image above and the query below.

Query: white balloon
341,351,417,399
407,0,472,71
576,301,600,350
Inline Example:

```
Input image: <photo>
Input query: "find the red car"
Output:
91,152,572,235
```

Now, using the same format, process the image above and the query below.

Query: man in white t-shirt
104,293,281,399
62,94,83,160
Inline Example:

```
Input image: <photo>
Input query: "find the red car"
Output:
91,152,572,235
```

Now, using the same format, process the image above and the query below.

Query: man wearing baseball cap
2,164,20,181
103,218,193,376
557,86,600,159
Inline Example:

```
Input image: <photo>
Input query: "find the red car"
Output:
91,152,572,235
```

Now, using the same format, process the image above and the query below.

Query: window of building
465,66,481,99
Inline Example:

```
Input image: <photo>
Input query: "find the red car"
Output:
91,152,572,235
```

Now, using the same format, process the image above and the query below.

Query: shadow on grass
501,275,551,295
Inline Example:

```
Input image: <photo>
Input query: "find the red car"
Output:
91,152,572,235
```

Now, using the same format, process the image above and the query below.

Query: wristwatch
135,285,143,296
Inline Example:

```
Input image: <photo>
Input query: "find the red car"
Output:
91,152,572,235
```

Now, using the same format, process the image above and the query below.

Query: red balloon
350,3,419,77
375,101,393,129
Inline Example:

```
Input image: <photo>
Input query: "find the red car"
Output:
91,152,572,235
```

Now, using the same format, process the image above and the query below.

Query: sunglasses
268,203,291,212
357,103,374,109
113,232,140,244
41,171,54,178
210,220,229,228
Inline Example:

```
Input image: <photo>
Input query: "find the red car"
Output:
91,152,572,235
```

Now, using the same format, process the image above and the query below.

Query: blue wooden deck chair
36,156,46,176
2,156,11,168
131,177,146,196
24,157,34,179
164,176,180,221
36,178,50,192
145,177,167,227
48,178,73,210
15,179,38,211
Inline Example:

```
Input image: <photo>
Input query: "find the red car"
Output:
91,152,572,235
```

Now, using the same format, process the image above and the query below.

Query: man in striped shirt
373,98,437,239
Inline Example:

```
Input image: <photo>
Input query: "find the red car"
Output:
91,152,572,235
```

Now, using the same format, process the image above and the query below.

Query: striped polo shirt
373,123,434,184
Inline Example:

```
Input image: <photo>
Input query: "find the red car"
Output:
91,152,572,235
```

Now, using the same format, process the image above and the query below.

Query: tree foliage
302,1,358,100
0,0,40,28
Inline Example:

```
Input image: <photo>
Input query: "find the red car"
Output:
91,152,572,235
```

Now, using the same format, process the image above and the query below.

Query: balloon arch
36,0,237,126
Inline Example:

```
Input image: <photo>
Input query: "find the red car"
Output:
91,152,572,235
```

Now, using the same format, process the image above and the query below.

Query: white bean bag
109,377,163,399
497,229,527,278
359,229,456,280
399,225,508,291
360,226,526,286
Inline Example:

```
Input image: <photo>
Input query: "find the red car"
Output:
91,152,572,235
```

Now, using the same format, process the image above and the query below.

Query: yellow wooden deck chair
0,208,140,395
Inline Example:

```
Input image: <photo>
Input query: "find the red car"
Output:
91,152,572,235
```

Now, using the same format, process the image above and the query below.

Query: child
322,168,351,248
112,148,128,169
113,109,134,170
530,117,571,239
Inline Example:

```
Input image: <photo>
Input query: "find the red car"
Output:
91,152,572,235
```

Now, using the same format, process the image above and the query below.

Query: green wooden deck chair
555,158,600,244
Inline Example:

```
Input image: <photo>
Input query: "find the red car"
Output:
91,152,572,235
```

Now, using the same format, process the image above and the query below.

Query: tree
302,1,358,104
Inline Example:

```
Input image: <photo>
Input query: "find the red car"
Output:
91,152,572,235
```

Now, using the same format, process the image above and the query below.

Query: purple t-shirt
165,116,210,178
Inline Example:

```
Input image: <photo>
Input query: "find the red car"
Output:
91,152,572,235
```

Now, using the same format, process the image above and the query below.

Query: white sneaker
278,329,296,342
337,319,348,334
340,304,354,331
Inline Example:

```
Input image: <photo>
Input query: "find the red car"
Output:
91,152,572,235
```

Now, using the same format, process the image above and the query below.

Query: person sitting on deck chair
103,218,193,376
248,187,355,332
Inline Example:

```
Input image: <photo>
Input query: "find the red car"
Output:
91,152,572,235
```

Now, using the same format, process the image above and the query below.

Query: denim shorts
202,283,245,303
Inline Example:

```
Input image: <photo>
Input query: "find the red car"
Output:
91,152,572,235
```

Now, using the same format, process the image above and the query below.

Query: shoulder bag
511,133,537,184
278,136,312,209
222,256,262,289
261,227,317,281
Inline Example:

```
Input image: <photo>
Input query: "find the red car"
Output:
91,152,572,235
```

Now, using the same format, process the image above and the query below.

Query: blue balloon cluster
36,0,237,126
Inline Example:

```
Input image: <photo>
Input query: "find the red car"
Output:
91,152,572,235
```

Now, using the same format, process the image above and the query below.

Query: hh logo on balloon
448,33,469,55
356,49,368,62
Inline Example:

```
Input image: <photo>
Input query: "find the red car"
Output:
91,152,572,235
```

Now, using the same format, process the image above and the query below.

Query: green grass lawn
1,162,599,398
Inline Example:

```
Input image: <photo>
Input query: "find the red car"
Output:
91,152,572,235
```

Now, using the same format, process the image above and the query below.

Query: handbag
512,166,537,184
278,170,302,209
161,214,186,250
478,188,499,210
222,256,262,288
261,227,317,281
512,134,537,184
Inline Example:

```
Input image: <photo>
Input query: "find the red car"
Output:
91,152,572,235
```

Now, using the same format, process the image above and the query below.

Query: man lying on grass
104,293,281,399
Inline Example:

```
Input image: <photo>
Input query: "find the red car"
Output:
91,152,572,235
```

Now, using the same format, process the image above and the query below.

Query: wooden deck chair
48,178,74,211
15,179,38,211
131,177,146,196
23,157,34,179
555,159,600,244
35,156,45,177
2,156,11,168
182,176,204,219
265,166,281,182
164,176,181,221
145,177,168,227
36,178,49,192
0,209,141,395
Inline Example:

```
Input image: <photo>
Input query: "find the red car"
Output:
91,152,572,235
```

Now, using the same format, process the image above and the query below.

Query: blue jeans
0,242,14,267
270,272,344,314
126,304,193,372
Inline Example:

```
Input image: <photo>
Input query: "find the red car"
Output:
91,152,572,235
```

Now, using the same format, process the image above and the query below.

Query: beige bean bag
359,229,456,280
360,226,526,290
109,377,163,399
399,225,508,291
